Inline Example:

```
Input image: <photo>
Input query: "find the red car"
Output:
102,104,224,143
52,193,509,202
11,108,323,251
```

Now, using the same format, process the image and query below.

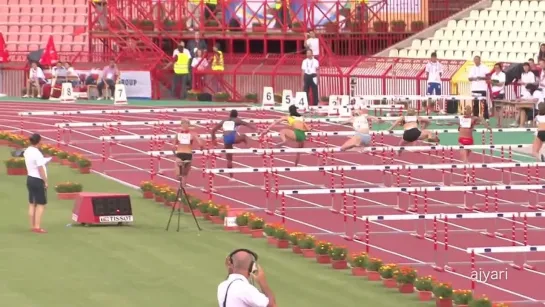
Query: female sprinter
262,105,310,166
457,105,491,163
340,109,381,151
387,109,440,154
173,119,204,187
533,103,545,161
210,110,256,179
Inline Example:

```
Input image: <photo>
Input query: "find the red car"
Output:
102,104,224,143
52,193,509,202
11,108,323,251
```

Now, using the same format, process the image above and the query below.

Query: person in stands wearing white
218,249,276,307
490,63,506,100
304,30,319,59
520,62,537,97
468,56,490,120
23,133,50,234
425,52,443,95
302,49,319,106
517,83,544,127
97,59,120,100
23,62,46,98
537,59,545,90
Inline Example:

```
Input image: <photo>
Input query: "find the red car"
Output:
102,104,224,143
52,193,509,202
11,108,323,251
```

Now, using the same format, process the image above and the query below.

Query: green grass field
0,147,430,307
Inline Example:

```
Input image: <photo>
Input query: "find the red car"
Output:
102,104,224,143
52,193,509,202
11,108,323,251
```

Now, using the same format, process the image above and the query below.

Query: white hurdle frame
468,245,545,273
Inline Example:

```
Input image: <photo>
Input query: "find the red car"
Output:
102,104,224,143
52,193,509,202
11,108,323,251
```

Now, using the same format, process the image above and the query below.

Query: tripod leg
166,188,179,231
180,182,202,231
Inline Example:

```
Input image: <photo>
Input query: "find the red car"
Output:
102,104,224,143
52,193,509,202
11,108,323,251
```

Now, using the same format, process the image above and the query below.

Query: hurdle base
407,207,418,212
395,206,406,213
341,234,354,241
479,231,505,238
410,232,425,239
523,263,537,271
527,204,544,210
510,263,523,270
431,264,444,272
329,208,339,214
264,209,273,215
201,188,218,193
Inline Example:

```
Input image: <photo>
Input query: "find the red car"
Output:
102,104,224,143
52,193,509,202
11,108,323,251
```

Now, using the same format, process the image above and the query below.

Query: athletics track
2,100,545,306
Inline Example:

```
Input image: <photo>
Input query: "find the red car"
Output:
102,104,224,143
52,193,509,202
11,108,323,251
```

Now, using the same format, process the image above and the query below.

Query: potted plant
164,190,177,207
4,158,26,175
235,212,252,234
274,93,282,104
314,241,332,264
288,232,305,254
492,303,508,307
390,20,406,32
274,227,290,248
49,147,61,162
205,19,219,29
187,90,198,101
349,252,368,276
365,257,383,281
433,282,453,307
329,245,348,269
298,235,316,257
379,264,398,288
395,266,417,293
163,18,177,31
245,93,258,103
325,22,339,33
320,96,329,105
67,153,80,168
292,22,305,32
77,156,92,174
208,204,223,224
0,131,9,145
453,289,473,307
54,182,83,200
263,223,278,245
373,20,388,32
214,92,230,102
39,144,52,156
140,181,155,199
249,217,265,238
198,202,210,219
411,20,425,32
139,19,154,31
152,184,168,203
415,275,435,301
56,151,69,165
252,22,266,32
469,295,492,307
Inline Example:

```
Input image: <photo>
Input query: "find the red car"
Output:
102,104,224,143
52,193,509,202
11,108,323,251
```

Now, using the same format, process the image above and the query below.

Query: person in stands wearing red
97,59,119,100
457,105,491,163
23,62,46,98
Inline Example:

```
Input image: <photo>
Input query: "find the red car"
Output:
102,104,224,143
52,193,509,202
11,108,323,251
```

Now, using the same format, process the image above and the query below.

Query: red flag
0,33,9,64
39,35,58,66
72,26,86,36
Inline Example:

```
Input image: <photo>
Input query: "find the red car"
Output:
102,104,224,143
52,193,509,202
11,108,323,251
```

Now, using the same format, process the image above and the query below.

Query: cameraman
217,249,276,307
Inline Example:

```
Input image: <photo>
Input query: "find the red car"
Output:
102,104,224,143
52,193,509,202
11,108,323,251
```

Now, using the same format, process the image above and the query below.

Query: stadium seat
391,0,545,61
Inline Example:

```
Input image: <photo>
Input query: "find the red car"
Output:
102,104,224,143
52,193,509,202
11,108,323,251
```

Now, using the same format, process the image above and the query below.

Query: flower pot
417,290,433,301
0,139,9,145
316,254,331,264
70,162,78,169
251,229,264,238
252,25,267,32
436,298,453,307
79,167,91,174
7,168,26,175
52,156,59,163
57,192,80,200
398,283,414,293
276,239,289,248
142,191,154,199
267,236,278,245
224,225,238,231
203,212,211,220
391,25,405,32
155,195,165,203
382,278,397,288
367,270,381,281
331,259,347,269
301,248,315,258
351,267,366,276
183,205,190,212
292,245,302,254
61,159,71,166
238,226,251,234
210,215,223,224
194,210,202,217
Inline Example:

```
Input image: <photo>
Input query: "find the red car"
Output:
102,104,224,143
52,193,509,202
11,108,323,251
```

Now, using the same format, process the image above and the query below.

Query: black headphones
228,249,258,274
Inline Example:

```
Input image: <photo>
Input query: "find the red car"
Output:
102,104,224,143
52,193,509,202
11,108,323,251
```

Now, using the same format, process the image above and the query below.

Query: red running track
3,101,545,305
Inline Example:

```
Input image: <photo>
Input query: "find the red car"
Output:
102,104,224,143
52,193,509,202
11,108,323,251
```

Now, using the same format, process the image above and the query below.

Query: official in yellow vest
173,46,191,99
211,44,224,71
275,0,291,29
204,0,217,20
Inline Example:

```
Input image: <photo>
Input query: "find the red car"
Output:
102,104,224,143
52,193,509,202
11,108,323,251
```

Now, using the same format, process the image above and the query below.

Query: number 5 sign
114,84,128,105
281,89,293,111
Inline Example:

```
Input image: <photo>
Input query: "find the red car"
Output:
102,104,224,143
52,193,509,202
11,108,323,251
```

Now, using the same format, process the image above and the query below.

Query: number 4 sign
114,84,128,105
293,92,308,110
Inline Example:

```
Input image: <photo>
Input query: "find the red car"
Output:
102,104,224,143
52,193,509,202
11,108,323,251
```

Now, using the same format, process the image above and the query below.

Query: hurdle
360,212,545,272
468,244,545,274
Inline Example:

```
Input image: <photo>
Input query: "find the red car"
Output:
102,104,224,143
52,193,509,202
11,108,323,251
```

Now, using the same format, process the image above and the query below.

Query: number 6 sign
114,84,128,105
262,86,274,106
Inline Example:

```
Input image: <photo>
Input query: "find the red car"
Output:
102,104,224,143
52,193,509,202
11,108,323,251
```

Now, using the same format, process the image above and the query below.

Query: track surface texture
4,101,545,306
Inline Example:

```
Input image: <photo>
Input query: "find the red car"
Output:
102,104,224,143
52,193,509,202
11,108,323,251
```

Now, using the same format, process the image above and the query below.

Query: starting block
114,83,128,105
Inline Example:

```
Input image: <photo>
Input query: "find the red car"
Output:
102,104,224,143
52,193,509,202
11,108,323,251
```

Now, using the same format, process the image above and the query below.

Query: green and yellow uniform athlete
262,105,310,166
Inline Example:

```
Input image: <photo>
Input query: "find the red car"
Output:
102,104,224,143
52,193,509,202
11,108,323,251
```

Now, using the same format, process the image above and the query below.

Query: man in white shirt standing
217,249,276,307
23,134,50,233
304,31,319,59
425,52,443,95
301,49,319,106
468,56,490,120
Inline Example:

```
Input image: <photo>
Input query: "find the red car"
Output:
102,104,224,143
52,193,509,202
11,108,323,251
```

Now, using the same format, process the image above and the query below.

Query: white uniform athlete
340,110,380,151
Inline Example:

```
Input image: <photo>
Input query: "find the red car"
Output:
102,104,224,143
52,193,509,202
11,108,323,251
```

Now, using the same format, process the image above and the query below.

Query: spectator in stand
64,62,80,86
211,43,224,92
23,62,46,98
520,62,536,97
516,83,543,127
191,49,208,89
302,49,319,106
186,0,201,31
172,45,191,99
538,59,545,90
97,59,119,100
51,61,66,85
537,44,545,61
304,30,319,59
85,67,101,85
187,32,207,58
425,52,443,95
275,0,292,29
468,56,490,120
490,63,506,100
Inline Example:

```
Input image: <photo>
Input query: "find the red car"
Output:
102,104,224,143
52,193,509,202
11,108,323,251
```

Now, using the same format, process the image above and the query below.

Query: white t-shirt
521,90,544,109
306,38,319,56
353,115,369,130
173,48,192,58
490,71,506,94
539,70,545,89
217,274,269,307
469,64,489,92
520,71,536,96
301,58,319,74
23,146,48,179
191,57,208,70
29,67,45,80
425,61,443,83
